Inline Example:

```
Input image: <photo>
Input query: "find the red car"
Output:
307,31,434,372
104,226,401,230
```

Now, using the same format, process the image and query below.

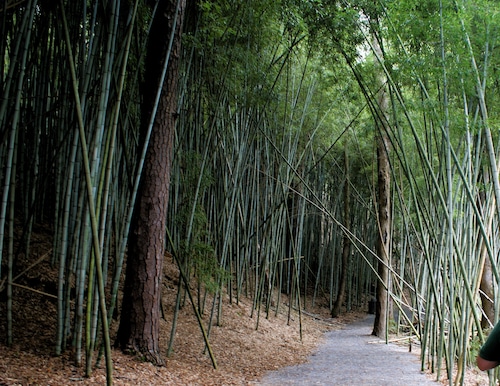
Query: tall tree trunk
372,126,391,337
117,0,186,366
371,32,391,338
332,148,350,318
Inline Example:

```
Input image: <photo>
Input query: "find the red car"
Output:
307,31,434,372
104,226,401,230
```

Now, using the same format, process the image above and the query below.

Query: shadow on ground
255,314,437,386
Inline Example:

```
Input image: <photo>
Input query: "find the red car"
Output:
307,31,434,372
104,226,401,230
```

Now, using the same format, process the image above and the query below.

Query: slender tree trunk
117,0,186,366
332,148,350,318
372,128,391,337
371,32,391,338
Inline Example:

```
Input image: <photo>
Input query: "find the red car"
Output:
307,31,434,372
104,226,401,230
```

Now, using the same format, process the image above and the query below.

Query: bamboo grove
1,0,500,385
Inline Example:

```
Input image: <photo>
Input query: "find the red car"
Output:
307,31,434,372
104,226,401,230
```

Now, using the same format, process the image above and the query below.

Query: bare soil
0,286,345,385
0,225,489,385
0,230,360,386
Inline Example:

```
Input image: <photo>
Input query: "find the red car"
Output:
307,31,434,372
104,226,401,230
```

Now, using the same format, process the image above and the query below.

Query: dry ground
0,226,490,385
0,236,363,386
0,288,349,385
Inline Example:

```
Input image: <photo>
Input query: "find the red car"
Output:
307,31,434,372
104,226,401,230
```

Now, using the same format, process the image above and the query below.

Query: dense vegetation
1,0,499,384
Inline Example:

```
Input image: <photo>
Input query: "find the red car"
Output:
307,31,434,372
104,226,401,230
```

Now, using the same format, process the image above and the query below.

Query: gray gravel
257,314,437,385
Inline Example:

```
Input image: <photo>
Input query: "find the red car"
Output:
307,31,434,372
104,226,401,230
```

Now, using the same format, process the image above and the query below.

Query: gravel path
257,314,437,385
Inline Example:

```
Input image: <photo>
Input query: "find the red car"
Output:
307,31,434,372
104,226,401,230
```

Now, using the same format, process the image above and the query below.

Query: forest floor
0,243,358,386
0,224,491,385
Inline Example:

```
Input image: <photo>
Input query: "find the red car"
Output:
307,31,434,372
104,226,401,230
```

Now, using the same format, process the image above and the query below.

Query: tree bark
371,32,391,338
372,129,391,337
117,0,186,366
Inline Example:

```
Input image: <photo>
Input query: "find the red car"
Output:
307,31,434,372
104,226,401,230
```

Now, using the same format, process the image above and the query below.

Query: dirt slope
0,249,362,385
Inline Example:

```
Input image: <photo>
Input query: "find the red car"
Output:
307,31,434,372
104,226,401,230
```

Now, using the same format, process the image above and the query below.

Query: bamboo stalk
59,1,112,383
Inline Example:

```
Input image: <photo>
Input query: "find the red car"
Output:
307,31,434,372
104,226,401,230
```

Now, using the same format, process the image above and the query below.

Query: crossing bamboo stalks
4,3,500,386
59,1,113,382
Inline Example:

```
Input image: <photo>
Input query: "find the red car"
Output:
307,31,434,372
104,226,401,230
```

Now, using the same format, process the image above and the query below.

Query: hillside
0,226,364,385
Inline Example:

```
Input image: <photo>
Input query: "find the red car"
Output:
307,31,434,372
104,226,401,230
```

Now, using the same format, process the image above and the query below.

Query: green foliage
468,330,485,364
185,240,231,294
188,0,285,108
296,0,364,63
174,151,229,293
388,317,399,334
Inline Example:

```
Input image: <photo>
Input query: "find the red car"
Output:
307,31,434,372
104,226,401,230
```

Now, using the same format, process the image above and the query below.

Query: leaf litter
0,227,489,385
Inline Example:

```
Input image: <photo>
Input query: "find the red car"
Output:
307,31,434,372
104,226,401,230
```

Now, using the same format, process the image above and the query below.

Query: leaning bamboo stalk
104,0,140,325
59,1,112,383
370,23,498,364
86,0,121,374
0,0,36,278
439,1,455,377
107,1,188,333
166,228,218,369
56,127,80,356
0,0,32,130
107,0,153,325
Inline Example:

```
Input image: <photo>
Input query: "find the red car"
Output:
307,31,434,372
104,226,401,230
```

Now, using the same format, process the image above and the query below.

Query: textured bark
371,32,391,338
372,131,391,337
117,0,186,366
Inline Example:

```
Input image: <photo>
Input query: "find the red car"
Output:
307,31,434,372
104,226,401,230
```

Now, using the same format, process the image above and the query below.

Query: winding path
257,315,437,385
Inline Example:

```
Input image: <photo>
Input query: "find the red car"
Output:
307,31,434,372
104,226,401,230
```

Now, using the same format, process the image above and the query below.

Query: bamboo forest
1,0,500,385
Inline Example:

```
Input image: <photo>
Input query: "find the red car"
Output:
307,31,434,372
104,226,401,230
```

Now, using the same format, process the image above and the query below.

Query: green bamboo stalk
439,1,455,379
108,0,151,326
86,1,121,374
56,127,80,356
105,0,144,325
59,1,113,383
0,0,37,278
6,127,17,346
165,228,218,369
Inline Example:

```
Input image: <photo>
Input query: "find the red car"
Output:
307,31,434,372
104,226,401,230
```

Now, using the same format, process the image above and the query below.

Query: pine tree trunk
117,0,186,366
